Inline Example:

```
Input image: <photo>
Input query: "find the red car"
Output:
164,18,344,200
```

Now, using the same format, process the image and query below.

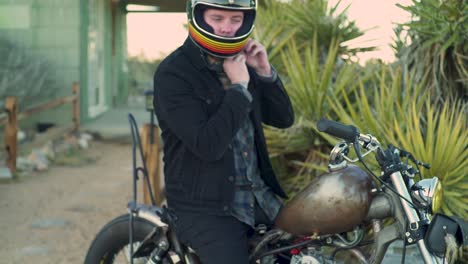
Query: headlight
410,177,442,213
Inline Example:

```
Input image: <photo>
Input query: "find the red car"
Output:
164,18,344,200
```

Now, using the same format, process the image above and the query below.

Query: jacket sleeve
155,70,251,162
256,72,295,128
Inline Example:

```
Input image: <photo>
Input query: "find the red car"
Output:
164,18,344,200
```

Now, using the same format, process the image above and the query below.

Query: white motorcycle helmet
187,0,257,58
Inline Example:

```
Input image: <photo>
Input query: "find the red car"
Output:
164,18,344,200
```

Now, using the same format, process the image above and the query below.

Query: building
0,0,184,125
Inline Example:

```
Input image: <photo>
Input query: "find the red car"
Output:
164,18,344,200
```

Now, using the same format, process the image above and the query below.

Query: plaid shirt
206,56,282,227
230,115,283,227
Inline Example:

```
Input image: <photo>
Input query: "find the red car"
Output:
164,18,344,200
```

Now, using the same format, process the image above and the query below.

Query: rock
80,132,94,141
41,141,55,160
17,130,26,143
30,218,69,229
16,157,35,173
18,246,49,255
0,167,13,179
63,134,79,146
78,132,94,149
78,137,89,149
28,149,49,171
65,204,97,212
54,141,73,154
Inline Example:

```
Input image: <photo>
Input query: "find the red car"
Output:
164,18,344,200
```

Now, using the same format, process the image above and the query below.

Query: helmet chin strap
200,51,225,74
207,54,223,63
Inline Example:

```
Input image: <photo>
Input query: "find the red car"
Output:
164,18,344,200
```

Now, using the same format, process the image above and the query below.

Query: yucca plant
285,0,374,59
326,66,468,219
265,36,365,194
327,65,428,139
390,101,467,219
285,38,353,118
254,0,296,66
255,0,374,69
393,0,468,103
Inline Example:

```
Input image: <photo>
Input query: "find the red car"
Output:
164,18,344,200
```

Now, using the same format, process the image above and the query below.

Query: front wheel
84,214,172,264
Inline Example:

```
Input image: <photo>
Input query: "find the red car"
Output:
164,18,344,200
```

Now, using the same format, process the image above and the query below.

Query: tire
84,214,166,264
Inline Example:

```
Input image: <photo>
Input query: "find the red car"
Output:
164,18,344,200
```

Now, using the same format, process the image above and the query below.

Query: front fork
389,172,441,264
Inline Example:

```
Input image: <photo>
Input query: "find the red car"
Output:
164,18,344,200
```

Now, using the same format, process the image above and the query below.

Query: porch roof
124,0,186,12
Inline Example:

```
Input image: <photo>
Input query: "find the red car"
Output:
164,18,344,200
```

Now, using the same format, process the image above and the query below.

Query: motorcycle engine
290,254,321,264
289,247,329,264
290,252,324,264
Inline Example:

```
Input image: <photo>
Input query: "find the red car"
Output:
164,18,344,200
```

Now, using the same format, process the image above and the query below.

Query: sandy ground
0,141,139,264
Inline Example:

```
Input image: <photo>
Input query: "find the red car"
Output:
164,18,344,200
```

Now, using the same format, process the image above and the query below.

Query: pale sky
127,12,187,59
127,0,412,63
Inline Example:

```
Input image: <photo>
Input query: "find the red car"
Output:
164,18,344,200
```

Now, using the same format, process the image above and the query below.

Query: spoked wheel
84,214,175,264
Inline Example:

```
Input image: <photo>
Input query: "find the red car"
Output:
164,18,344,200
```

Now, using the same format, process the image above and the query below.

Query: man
153,0,294,263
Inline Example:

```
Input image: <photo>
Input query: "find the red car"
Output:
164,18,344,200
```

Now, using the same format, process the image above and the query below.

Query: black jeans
173,201,273,264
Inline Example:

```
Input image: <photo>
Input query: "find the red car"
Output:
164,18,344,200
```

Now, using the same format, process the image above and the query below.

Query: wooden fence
1,83,163,205
0,82,80,174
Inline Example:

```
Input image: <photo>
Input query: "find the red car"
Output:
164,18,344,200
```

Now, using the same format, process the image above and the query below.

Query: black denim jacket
153,38,294,215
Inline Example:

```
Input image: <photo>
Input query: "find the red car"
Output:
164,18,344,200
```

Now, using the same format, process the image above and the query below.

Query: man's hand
243,39,271,76
223,54,250,85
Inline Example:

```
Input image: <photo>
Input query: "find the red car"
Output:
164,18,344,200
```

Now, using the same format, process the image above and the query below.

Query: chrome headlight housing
411,177,443,213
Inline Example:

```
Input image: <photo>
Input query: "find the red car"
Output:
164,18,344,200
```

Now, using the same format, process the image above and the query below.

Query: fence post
72,82,80,131
4,97,18,174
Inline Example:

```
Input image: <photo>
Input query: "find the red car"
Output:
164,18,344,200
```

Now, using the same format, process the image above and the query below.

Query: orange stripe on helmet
189,23,247,54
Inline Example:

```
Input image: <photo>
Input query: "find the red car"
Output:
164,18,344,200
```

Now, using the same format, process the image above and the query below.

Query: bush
0,37,58,110
265,36,363,195
127,55,162,96
254,0,374,69
327,66,467,218
393,0,468,103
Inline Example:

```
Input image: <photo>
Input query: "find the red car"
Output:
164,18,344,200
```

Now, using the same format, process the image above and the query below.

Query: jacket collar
181,37,208,70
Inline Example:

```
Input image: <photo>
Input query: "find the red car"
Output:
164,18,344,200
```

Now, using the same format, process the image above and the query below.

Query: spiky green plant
285,0,374,58
266,37,360,155
327,65,428,139
265,36,366,195
288,37,371,117
394,0,468,103
254,0,374,68
326,66,468,219
254,0,296,66
391,101,467,218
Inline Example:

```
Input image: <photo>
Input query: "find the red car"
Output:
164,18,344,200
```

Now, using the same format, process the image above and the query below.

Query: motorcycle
84,114,466,264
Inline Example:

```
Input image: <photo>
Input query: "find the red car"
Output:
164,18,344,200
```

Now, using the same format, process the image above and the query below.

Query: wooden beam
141,124,163,205
19,96,76,121
4,97,18,174
72,82,80,131
125,0,267,12
0,96,77,127
126,0,186,12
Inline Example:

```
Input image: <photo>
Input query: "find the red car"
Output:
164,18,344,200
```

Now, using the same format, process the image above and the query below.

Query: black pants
173,201,273,264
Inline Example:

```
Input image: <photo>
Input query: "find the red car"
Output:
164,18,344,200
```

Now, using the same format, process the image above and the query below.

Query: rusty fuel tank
275,164,373,236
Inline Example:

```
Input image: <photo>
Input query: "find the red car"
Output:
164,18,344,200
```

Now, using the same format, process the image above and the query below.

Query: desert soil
0,141,139,264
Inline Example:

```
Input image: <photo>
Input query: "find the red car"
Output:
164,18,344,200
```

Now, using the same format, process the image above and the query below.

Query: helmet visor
194,0,256,9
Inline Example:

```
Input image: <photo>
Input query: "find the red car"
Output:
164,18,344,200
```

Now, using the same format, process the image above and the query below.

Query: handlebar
317,118,360,142
317,118,380,154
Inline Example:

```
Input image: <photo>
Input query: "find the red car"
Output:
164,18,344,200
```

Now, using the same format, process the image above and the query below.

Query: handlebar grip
317,118,360,142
